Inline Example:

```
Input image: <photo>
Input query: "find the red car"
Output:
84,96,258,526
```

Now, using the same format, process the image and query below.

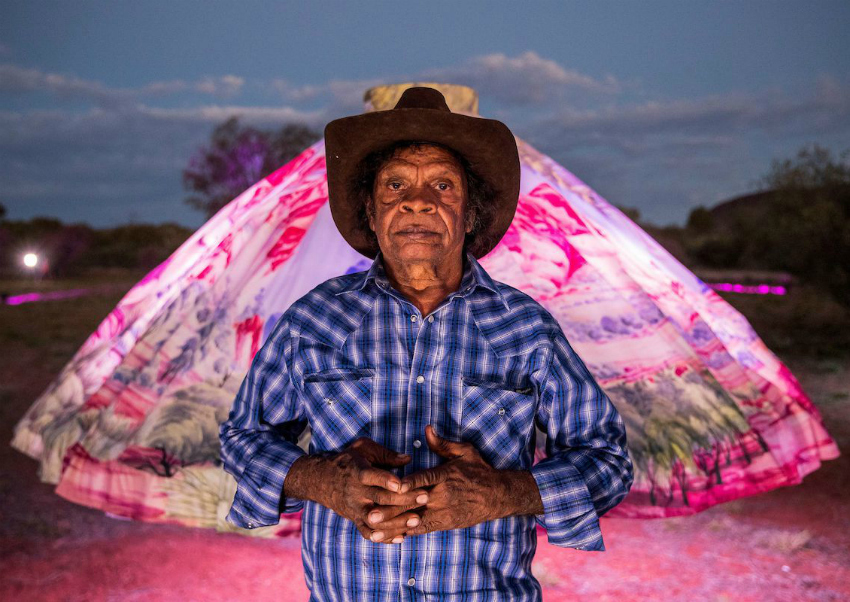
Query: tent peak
364,82,479,115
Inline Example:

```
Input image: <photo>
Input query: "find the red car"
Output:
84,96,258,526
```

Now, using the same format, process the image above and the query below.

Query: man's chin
385,242,445,263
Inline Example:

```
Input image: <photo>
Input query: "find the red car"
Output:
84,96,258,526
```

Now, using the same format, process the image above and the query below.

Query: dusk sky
2,1,849,229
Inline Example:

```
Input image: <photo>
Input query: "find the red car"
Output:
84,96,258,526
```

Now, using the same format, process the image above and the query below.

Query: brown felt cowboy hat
324,86,520,259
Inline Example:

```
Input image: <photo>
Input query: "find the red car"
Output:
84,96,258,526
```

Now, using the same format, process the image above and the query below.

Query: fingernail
399,454,411,460
392,535,404,544
407,517,420,527
400,483,410,493
389,481,399,492
369,512,383,524
371,531,385,542
416,494,428,504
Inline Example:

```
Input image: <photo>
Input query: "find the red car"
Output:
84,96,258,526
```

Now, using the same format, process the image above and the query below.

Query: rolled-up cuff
225,440,307,529
530,456,605,551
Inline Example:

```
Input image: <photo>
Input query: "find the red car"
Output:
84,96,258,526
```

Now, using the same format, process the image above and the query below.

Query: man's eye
389,182,402,190
437,182,450,191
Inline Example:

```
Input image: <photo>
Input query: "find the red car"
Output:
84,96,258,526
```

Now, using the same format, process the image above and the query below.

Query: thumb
425,424,465,459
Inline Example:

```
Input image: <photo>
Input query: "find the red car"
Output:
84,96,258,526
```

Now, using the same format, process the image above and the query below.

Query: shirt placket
398,300,445,601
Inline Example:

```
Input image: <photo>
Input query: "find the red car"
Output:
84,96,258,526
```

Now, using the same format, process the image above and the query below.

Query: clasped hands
322,425,512,544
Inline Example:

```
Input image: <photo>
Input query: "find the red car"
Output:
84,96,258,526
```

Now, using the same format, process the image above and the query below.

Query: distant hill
707,189,779,229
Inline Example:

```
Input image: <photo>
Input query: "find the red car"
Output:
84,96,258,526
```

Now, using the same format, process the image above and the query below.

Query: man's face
368,144,471,269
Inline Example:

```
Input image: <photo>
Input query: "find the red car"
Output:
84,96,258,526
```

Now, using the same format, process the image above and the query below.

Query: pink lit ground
1,289,848,601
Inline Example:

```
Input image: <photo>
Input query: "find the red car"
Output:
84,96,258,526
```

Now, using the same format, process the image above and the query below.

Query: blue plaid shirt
220,251,633,601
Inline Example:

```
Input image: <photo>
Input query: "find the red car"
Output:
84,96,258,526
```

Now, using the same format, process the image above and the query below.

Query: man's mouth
396,226,438,239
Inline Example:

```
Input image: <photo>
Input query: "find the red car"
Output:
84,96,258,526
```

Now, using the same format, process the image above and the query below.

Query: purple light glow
5,288,94,305
708,282,787,296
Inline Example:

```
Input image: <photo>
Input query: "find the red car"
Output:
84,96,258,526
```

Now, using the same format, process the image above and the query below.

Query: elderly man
220,87,633,601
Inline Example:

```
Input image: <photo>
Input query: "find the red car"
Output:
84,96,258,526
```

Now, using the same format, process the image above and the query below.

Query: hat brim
324,107,520,259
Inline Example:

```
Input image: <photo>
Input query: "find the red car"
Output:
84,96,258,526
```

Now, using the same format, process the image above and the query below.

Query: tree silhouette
183,117,320,218
752,144,850,305
685,143,850,306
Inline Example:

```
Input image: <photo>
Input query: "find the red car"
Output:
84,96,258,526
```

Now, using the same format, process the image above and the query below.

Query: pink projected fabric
11,138,839,538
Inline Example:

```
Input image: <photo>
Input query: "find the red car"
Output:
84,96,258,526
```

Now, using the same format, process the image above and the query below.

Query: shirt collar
338,250,509,310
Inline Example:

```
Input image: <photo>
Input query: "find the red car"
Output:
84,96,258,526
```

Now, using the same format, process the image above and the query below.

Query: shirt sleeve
529,326,634,551
219,313,308,529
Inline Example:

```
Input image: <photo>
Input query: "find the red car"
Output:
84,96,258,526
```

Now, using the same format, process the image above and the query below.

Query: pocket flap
303,367,374,383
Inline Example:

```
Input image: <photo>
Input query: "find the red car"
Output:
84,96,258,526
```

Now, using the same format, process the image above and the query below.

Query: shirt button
498,408,506,415
407,577,416,586
416,375,424,384
247,522,254,528
410,315,417,322
413,439,421,448
427,316,434,323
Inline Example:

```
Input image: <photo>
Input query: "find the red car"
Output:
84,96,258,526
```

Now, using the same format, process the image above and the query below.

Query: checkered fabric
220,252,633,601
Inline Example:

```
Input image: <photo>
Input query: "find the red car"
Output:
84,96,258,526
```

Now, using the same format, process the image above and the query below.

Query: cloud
0,103,324,170
421,51,622,106
266,52,621,111
0,64,128,107
192,75,245,97
526,76,850,159
136,103,321,125
1,51,618,115
2,53,849,229
269,76,386,115
136,76,244,98
0,64,246,107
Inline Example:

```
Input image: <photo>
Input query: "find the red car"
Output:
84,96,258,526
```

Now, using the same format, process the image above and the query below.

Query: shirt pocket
460,378,537,470
302,367,374,452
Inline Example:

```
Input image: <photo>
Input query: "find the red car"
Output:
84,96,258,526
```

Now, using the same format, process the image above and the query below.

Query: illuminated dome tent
11,83,839,537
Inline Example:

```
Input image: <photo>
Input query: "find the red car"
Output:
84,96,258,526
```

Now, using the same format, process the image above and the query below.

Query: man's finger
364,486,429,508
399,464,449,491
358,466,403,492
367,510,422,535
403,509,449,536
354,519,374,541
355,517,407,544
424,424,468,460
366,500,428,525
351,438,411,468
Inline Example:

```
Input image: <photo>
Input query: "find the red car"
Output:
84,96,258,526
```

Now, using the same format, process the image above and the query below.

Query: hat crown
392,86,451,112
364,83,479,115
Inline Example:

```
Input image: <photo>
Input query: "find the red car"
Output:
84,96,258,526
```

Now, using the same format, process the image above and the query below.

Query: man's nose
400,186,437,213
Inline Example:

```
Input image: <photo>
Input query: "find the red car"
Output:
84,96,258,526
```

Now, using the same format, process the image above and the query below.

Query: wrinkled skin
286,438,430,544
367,144,473,317
381,425,527,537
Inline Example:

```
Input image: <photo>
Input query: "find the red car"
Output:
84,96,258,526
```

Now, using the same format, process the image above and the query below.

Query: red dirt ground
2,338,847,602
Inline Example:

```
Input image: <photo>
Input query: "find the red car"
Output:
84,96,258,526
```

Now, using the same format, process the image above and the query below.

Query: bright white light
23,253,39,268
